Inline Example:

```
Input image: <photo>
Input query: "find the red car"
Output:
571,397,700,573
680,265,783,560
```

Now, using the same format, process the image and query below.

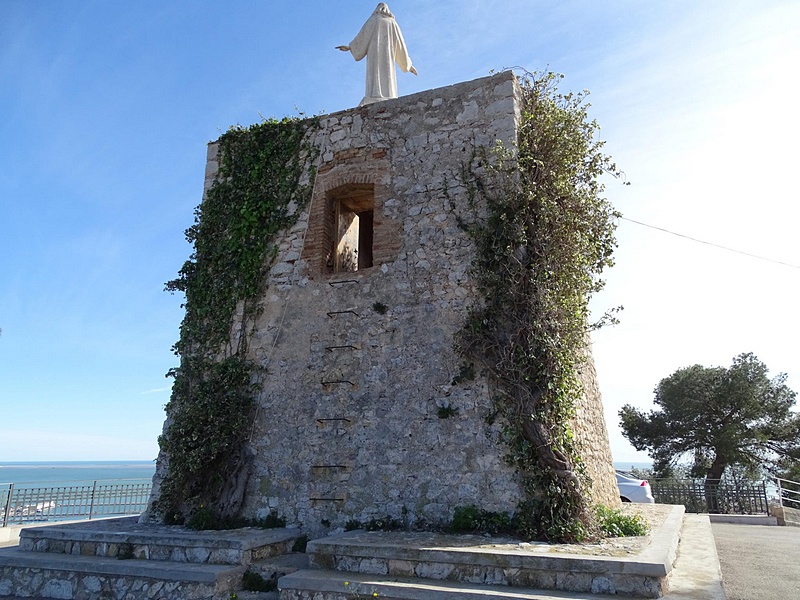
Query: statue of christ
337,3,418,106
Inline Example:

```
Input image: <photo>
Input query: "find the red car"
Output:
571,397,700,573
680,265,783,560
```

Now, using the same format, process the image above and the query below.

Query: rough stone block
41,578,73,599
414,561,454,580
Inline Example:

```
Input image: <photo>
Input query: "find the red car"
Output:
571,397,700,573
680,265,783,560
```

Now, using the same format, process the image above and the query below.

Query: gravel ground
712,522,800,600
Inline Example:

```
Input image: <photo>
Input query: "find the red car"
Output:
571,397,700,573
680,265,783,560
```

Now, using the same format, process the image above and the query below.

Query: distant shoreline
0,460,154,466
613,461,653,471
0,461,156,487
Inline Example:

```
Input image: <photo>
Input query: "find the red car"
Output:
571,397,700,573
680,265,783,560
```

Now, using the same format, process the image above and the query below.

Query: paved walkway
712,522,800,600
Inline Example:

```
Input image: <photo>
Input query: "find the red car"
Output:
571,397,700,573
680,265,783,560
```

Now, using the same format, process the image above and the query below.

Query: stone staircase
277,505,689,599
0,517,306,599
0,505,710,600
277,509,682,600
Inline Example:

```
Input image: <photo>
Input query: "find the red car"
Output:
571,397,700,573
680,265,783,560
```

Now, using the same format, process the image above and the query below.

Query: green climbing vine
456,72,622,542
156,116,319,524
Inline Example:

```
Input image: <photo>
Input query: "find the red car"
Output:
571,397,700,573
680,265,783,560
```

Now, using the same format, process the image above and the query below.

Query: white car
616,471,655,503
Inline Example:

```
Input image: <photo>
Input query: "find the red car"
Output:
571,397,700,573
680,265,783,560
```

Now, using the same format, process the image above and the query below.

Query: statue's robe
348,11,413,106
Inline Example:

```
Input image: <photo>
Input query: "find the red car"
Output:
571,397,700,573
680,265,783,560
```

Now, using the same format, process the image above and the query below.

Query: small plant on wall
455,71,622,542
156,117,319,524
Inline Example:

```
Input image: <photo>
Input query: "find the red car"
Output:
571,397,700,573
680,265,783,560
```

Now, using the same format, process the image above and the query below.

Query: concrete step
239,553,309,598
252,552,309,579
0,546,245,599
707,513,778,526
304,506,685,599
18,517,302,565
278,569,617,600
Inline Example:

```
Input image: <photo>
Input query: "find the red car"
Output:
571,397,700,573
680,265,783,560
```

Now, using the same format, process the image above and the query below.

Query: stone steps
0,547,244,599
278,568,615,600
300,506,683,599
0,518,308,599
252,552,309,579
1,506,704,600
273,505,715,600
18,517,301,565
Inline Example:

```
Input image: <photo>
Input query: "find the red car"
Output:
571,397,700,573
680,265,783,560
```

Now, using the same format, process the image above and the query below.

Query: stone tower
150,72,618,537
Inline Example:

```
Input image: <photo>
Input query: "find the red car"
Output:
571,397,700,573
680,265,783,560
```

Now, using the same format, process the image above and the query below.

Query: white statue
337,3,418,106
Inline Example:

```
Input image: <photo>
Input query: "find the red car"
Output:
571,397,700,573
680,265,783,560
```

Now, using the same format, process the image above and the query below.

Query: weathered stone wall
240,73,523,537
574,347,620,507
151,72,618,536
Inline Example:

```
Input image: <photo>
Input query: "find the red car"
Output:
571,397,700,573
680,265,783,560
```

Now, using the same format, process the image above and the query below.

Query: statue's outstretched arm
336,45,351,52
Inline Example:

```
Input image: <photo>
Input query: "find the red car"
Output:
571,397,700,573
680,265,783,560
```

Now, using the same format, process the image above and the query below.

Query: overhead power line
620,216,800,271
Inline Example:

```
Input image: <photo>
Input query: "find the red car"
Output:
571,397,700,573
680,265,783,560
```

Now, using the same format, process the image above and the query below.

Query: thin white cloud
139,387,171,395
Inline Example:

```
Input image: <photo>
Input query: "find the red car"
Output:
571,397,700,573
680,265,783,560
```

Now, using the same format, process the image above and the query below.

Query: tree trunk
704,455,727,513
216,445,254,520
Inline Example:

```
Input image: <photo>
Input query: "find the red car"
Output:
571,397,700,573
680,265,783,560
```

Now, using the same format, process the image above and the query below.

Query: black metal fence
650,478,769,515
1,480,152,527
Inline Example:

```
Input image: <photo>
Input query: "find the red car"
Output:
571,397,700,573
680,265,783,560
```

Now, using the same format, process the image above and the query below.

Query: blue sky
1,1,798,463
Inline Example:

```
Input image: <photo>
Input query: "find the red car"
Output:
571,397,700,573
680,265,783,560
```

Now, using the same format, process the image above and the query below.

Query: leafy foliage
620,353,800,481
185,505,286,531
156,117,318,522
292,535,309,553
455,71,621,542
166,118,318,355
343,516,405,532
594,505,649,537
242,570,277,593
449,505,514,535
344,519,362,531
778,462,800,484
372,301,389,315
436,404,459,419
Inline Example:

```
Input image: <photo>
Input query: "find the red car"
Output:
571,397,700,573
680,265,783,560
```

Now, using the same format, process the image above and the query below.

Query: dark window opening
328,185,374,274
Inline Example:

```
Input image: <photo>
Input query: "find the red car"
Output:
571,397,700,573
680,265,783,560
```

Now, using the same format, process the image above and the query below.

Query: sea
613,461,653,473
1,461,650,487
0,461,155,489
0,461,651,487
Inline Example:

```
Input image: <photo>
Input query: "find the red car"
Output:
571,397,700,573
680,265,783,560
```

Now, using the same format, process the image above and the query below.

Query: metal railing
1,480,152,527
650,478,769,515
775,477,800,510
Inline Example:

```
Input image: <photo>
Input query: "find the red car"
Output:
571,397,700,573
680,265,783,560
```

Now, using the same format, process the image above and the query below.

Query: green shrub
595,505,649,537
437,404,459,419
292,535,309,553
242,570,276,592
186,509,286,531
450,505,513,535
344,519,362,531
186,505,216,530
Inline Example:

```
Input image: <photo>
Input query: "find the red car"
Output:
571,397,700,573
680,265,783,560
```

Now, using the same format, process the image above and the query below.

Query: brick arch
319,172,382,194
302,155,400,278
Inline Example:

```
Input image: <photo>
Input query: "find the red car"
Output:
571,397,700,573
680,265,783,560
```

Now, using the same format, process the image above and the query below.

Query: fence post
2,484,13,528
776,478,784,508
88,481,97,521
